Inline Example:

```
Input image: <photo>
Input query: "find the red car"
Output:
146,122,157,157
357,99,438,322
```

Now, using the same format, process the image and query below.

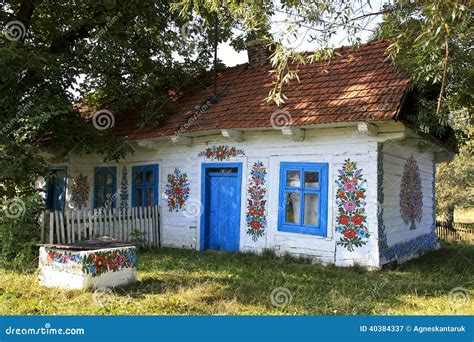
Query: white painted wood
281,127,304,141
380,140,436,264
221,129,243,142
170,135,193,146
357,122,378,136
49,211,54,244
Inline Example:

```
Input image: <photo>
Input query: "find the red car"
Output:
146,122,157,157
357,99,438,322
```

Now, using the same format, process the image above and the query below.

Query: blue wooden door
205,168,240,252
45,168,67,211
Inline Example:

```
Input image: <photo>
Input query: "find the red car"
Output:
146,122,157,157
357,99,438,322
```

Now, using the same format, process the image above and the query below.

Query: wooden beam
357,122,378,136
170,135,192,146
281,127,304,141
221,129,243,142
136,139,160,150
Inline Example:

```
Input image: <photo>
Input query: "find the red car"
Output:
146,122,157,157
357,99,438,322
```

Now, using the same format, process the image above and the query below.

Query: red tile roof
90,40,410,140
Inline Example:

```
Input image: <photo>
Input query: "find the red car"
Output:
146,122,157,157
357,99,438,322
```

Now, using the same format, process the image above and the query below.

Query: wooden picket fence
41,205,161,248
436,221,474,244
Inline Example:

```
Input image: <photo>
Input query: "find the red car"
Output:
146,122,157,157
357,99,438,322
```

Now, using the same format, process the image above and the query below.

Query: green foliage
0,192,43,269
130,228,147,250
378,0,472,146
436,129,474,218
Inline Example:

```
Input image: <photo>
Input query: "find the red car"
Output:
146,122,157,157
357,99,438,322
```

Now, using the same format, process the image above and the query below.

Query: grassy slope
0,242,473,315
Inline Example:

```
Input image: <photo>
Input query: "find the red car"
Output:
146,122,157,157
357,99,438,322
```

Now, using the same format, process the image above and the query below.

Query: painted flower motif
344,201,356,212
343,228,357,239
352,214,364,226
339,215,350,226
165,168,190,212
335,159,370,252
343,182,356,192
198,145,245,161
116,255,125,267
80,248,137,277
95,256,105,270
246,161,267,242
250,220,261,230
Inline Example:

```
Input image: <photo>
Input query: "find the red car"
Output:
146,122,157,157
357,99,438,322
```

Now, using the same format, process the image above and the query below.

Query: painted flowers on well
335,159,370,252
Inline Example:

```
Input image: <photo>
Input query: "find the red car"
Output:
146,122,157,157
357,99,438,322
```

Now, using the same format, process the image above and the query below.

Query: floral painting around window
165,168,190,212
335,159,370,252
70,173,89,209
198,145,245,161
246,161,267,242
400,155,423,229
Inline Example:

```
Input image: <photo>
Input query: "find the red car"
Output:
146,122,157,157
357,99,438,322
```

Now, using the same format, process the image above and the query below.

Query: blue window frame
132,164,159,207
94,167,117,209
278,162,328,236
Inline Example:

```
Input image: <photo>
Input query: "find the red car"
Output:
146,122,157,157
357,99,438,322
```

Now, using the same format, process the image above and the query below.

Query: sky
218,0,387,67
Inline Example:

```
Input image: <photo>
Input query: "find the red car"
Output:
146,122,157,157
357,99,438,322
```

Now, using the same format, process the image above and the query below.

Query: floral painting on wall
246,161,267,242
400,155,423,229
335,159,370,252
165,168,190,212
120,166,129,210
70,173,89,209
198,145,245,161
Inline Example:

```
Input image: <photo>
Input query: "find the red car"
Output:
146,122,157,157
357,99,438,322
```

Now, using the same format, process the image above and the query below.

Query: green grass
1,242,473,315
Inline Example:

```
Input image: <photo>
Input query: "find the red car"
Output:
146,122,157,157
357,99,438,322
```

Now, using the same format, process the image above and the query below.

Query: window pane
286,171,301,187
97,172,106,185
146,188,153,206
135,172,143,185
135,188,143,207
285,192,300,224
104,188,113,208
145,170,154,184
304,171,319,188
304,193,319,226
96,190,103,208
106,172,113,185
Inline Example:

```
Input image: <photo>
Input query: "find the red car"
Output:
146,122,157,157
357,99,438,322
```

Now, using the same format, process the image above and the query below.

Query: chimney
246,39,269,68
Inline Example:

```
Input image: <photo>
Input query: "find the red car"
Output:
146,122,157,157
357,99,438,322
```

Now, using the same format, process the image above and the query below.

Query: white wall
378,141,438,265
59,126,389,267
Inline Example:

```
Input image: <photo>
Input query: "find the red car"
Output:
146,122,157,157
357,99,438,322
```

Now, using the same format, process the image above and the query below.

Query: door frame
199,162,243,251
45,165,68,212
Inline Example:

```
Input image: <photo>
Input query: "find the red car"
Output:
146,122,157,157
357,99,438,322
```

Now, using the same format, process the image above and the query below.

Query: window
278,162,328,236
94,167,117,209
132,164,159,207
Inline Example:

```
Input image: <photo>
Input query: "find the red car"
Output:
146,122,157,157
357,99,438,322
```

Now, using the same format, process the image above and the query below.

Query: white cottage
43,40,450,269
